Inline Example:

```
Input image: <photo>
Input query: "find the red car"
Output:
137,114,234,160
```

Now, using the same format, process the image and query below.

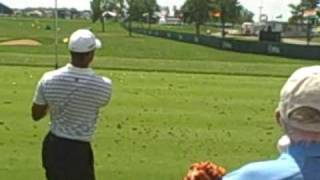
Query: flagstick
54,0,59,69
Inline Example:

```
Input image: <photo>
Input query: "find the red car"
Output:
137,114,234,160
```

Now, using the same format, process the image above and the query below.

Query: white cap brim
95,39,102,49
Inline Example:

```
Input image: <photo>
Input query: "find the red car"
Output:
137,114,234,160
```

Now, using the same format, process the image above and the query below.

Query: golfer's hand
183,161,226,180
31,103,48,121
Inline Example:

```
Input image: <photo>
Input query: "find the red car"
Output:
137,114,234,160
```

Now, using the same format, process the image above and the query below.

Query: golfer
31,29,112,180
223,66,320,179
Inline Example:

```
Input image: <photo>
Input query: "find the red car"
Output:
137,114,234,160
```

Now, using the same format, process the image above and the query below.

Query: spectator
224,66,320,180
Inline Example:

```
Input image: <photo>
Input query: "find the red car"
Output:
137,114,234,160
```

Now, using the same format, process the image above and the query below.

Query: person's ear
275,110,282,127
88,51,95,62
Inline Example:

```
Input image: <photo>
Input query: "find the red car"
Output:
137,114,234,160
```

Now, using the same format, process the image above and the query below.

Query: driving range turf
0,17,319,180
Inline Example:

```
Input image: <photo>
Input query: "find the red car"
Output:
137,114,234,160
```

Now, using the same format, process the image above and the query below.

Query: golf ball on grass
63,38,69,43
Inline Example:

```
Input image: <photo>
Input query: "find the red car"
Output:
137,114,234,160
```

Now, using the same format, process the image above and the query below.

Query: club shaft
54,0,58,69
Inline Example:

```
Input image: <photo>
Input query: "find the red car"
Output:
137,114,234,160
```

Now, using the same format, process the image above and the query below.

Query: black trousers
42,132,95,180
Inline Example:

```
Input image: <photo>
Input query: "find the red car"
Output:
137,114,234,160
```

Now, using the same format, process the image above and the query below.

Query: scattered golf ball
63,38,69,43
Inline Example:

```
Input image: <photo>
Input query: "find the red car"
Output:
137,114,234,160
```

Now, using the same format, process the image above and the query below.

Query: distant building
9,7,90,20
103,11,117,18
158,6,182,25
80,11,92,20
70,9,81,19
266,21,312,38
0,3,13,15
241,21,315,38
13,9,23,16
43,9,54,18
159,16,182,25
173,6,183,18
58,9,71,19
159,6,170,18
26,10,43,17
58,8,82,19
241,22,265,35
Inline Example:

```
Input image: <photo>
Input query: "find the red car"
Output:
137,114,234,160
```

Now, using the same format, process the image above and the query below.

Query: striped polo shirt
33,64,112,142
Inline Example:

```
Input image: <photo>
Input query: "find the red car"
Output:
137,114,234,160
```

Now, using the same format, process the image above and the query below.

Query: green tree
289,0,320,24
182,0,213,36
122,0,146,36
302,0,320,8
288,3,304,24
211,0,241,37
117,0,126,17
91,0,106,32
238,5,254,23
222,0,242,25
104,0,119,11
143,0,159,29
104,0,125,20
91,0,124,32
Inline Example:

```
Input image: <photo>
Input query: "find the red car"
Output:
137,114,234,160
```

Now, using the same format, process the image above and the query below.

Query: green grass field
0,17,319,180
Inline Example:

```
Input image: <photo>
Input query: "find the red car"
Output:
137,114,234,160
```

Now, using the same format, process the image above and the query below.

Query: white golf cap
279,66,320,132
68,29,101,53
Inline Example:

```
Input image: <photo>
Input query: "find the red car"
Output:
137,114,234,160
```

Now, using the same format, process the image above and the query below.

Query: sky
0,0,301,21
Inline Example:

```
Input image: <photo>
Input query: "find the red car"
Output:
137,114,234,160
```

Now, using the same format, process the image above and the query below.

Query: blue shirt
223,143,320,180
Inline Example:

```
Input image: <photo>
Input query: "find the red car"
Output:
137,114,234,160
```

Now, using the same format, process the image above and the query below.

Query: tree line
289,0,320,24
90,0,253,36
182,0,253,36
91,0,159,35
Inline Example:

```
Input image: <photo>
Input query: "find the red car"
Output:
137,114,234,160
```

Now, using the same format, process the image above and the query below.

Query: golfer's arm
32,103,48,121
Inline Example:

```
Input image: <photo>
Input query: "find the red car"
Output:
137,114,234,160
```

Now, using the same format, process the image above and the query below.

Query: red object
183,161,226,180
